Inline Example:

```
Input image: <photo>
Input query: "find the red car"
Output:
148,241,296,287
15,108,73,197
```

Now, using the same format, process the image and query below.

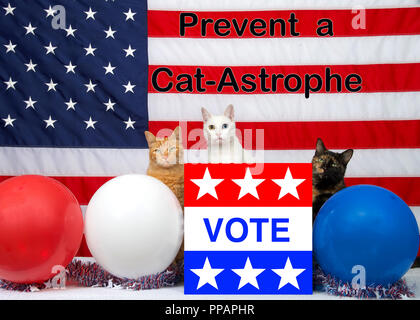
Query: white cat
201,105,254,164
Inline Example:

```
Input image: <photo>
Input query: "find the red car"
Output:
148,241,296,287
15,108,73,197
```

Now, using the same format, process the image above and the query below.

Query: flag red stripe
148,63,420,94
148,8,420,38
148,120,420,150
0,176,418,206
344,177,420,206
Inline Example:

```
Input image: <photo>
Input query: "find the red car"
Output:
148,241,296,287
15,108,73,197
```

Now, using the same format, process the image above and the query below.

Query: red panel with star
184,163,312,207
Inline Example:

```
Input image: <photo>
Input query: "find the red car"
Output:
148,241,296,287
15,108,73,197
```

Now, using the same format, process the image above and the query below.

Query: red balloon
0,175,83,283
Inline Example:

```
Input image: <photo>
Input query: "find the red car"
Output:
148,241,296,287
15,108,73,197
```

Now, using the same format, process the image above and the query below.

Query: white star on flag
44,5,56,18
3,3,15,16
124,8,136,21
24,97,37,109
123,81,136,93
65,98,77,111
232,168,265,199
4,77,17,90
2,114,15,127
272,167,305,200
272,257,305,290
44,42,57,55
84,43,96,56
84,7,96,20
45,79,58,92
124,117,136,130
23,22,36,35
84,117,97,130
25,59,37,72
103,62,116,75
85,79,97,93
4,40,16,53
64,25,77,37
64,61,77,74
191,167,224,200
190,257,224,290
123,45,136,57
44,116,57,128
104,98,116,111
104,26,117,39
232,257,265,290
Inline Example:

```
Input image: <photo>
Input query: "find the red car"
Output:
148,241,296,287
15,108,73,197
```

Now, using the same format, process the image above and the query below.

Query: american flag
0,0,419,257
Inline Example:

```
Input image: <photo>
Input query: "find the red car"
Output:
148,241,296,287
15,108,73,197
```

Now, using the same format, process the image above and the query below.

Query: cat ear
170,126,182,143
224,104,234,121
144,131,156,147
201,107,212,122
341,149,354,165
315,138,326,155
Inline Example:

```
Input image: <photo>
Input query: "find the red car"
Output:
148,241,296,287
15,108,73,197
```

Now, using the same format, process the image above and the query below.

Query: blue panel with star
184,251,313,295
0,0,148,148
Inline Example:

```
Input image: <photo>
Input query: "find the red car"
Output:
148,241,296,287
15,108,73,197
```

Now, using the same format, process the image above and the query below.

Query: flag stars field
0,2,147,149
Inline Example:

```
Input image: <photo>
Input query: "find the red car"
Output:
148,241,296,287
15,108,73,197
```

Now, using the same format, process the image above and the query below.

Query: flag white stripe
148,0,420,10
0,147,149,177
411,207,420,232
1,147,419,177
148,36,420,66
148,92,420,122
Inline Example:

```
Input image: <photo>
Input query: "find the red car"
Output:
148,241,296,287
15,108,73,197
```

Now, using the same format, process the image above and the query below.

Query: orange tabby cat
144,126,184,261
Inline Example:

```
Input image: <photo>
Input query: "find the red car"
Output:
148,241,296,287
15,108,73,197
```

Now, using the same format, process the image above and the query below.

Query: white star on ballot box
184,164,313,295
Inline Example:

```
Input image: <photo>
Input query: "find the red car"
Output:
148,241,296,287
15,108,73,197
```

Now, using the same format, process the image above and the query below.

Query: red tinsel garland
0,259,184,292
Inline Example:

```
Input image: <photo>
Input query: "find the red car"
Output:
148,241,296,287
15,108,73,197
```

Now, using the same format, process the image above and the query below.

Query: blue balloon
313,185,419,286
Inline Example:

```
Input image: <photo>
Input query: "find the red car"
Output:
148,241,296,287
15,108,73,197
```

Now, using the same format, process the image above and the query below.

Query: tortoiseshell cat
144,126,184,262
312,138,353,222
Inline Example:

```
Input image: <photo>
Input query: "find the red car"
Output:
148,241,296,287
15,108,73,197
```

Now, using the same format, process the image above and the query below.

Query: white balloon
84,174,183,279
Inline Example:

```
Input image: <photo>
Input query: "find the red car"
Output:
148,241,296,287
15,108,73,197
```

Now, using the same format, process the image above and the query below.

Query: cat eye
154,149,161,153
169,147,176,152
208,125,215,130
222,123,228,129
